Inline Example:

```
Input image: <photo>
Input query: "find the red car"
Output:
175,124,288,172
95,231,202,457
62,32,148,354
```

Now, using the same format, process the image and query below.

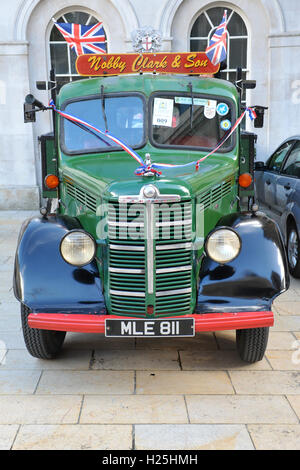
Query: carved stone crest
131,26,162,53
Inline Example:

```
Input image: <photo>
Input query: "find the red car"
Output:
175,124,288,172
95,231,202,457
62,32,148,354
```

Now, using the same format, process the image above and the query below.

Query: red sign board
76,52,219,77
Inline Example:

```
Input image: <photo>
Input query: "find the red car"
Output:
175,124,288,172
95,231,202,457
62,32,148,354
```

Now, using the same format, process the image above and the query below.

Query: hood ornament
143,153,156,177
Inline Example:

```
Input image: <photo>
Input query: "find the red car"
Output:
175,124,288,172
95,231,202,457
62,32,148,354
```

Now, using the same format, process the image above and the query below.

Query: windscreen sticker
175,97,192,105
204,100,217,119
153,98,174,127
220,119,232,131
217,102,229,116
175,97,208,106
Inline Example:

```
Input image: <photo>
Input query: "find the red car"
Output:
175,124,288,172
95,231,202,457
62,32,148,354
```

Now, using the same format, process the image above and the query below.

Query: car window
267,141,295,172
282,141,300,177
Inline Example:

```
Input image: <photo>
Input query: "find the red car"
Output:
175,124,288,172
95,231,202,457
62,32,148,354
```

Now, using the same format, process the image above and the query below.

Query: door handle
284,184,291,190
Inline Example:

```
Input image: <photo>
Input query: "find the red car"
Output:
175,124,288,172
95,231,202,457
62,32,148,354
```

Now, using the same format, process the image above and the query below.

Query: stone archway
14,0,139,42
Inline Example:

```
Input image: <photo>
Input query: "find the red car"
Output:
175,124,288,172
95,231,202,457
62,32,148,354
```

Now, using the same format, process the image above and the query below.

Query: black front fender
13,215,106,314
196,212,289,313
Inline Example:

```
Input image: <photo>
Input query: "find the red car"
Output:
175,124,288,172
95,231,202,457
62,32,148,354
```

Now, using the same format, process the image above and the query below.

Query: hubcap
288,229,299,269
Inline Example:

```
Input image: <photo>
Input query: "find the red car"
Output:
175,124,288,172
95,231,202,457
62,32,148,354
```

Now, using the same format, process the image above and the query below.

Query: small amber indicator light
45,174,59,189
239,173,253,188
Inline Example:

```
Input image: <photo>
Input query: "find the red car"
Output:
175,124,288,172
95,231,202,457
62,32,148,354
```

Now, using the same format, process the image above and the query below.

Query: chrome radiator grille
107,200,193,316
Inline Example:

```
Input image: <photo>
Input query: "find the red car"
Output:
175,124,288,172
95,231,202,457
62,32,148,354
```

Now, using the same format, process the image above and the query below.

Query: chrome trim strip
109,244,145,251
109,267,145,274
156,243,192,251
118,185,181,204
156,219,192,227
108,221,144,227
110,289,145,297
156,287,192,297
146,202,154,294
156,265,192,274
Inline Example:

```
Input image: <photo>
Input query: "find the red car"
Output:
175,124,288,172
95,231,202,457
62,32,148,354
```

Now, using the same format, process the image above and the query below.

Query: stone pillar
268,33,300,152
0,41,39,209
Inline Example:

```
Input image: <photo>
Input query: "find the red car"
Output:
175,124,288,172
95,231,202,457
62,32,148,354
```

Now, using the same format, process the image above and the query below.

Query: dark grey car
255,136,300,277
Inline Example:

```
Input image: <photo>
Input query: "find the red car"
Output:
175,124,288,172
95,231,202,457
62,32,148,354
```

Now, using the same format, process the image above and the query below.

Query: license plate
105,318,195,337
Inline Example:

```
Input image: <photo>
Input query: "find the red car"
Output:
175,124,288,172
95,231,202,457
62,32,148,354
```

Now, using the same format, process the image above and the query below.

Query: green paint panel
54,73,247,317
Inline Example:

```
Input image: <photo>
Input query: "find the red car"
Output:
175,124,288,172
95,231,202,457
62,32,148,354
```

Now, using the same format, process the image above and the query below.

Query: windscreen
62,95,145,154
151,95,234,150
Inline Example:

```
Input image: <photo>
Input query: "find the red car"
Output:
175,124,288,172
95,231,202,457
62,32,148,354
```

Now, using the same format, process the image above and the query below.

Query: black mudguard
196,212,289,313
13,215,106,314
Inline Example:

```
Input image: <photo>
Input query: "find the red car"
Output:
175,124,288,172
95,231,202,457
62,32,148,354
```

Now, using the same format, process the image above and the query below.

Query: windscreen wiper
188,82,194,130
101,85,109,132
65,115,111,147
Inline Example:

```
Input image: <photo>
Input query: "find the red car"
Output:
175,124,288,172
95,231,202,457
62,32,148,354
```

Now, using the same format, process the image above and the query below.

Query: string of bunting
49,99,257,176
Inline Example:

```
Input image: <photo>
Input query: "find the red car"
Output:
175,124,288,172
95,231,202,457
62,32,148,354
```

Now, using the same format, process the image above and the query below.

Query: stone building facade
0,0,299,209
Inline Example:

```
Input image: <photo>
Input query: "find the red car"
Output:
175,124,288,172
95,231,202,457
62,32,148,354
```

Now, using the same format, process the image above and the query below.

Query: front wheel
287,223,300,278
236,327,269,363
21,304,66,359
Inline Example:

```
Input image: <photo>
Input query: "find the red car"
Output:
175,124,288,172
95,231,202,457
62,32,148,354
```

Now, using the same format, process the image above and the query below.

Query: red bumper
28,311,274,333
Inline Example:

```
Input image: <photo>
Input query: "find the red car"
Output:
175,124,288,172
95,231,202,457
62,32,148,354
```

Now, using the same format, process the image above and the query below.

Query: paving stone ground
0,211,299,450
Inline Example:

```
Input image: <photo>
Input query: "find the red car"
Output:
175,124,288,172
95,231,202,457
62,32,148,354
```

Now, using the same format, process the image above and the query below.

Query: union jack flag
54,22,107,56
205,10,228,66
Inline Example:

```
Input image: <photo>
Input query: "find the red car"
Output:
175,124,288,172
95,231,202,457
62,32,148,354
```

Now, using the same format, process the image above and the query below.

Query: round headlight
60,231,96,266
206,228,241,264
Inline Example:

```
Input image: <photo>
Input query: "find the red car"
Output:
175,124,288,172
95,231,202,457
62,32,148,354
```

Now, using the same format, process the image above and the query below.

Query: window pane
282,142,300,177
50,43,69,74
50,22,65,41
207,7,232,26
268,142,294,172
49,12,107,90
63,96,145,153
190,14,211,37
227,12,247,36
64,12,90,24
56,77,71,93
190,39,207,52
228,71,247,98
71,76,84,82
70,47,78,74
229,38,247,69
151,94,234,150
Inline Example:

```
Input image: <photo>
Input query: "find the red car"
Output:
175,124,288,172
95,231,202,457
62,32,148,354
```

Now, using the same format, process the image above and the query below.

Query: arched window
190,7,248,103
50,11,107,91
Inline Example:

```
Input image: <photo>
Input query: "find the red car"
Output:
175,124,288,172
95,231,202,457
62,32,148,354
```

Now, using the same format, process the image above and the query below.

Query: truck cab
15,63,289,363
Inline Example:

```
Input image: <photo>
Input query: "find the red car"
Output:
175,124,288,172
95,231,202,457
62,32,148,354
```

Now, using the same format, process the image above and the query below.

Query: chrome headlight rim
205,227,241,264
60,229,97,267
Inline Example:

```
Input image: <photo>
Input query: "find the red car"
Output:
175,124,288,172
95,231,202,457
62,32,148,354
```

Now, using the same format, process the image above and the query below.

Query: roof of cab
57,73,239,106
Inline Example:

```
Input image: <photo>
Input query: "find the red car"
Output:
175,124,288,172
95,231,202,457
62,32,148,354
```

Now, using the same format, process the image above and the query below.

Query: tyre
287,223,300,278
236,327,269,363
21,304,66,359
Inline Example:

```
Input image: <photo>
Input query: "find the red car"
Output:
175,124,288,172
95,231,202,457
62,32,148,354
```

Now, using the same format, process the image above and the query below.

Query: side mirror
24,102,36,123
242,80,256,90
25,94,47,111
23,94,48,123
254,161,265,170
253,106,268,128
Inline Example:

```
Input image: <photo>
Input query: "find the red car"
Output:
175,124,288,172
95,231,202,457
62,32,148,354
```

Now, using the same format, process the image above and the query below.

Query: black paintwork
196,212,289,313
13,215,106,314
14,212,288,316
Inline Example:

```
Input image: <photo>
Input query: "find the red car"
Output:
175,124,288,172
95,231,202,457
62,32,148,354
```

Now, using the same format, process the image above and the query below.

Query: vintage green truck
14,58,289,362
